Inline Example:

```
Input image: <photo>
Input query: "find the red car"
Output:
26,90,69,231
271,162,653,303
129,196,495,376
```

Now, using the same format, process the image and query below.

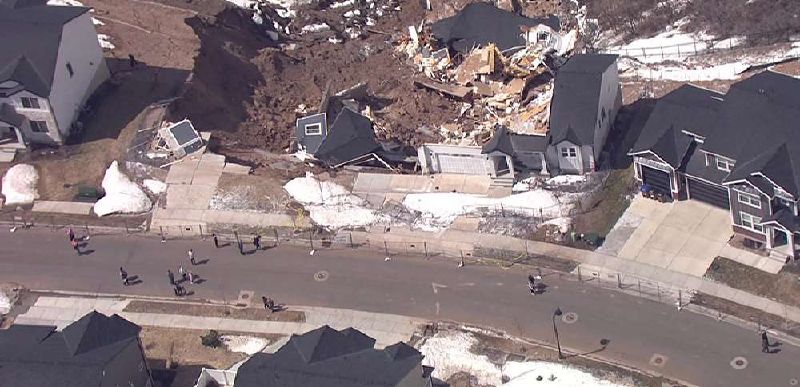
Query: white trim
754,172,794,199
685,174,726,188
304,123,323,136
716,157,733,172
737,191,761,209
739,212,765,233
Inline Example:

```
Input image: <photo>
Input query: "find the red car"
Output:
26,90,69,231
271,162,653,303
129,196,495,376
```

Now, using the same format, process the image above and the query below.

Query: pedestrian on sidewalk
179,265,187,282
167,269,175,285
71,238,81,255
253,235,261,251
188,249,196,265
266,298,275,313
120,267,129,286
262,295,269,310
213,233,219,248
761,331,770,353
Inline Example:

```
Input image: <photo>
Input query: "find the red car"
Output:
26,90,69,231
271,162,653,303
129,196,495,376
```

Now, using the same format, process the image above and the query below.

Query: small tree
201,330,222,348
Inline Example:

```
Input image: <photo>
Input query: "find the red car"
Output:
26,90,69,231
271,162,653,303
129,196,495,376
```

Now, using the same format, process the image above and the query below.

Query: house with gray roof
629,71,800,262
0,0,110,152
0,311,153,387
234,325,436,387
546,53,621,175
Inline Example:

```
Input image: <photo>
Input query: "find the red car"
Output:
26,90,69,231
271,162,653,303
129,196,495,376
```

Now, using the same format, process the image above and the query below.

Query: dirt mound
170,0,471,153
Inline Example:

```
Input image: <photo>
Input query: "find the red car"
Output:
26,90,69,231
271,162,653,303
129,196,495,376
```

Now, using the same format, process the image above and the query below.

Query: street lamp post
552,307,564,359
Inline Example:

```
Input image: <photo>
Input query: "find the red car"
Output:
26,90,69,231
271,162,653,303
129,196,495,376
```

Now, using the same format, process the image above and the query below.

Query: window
66,62,74,78
740,212,764,233
738,192,761,209
304,123,322,136
20,97,40,109
30,120,48,132
716,157,734,172
560,147,577,158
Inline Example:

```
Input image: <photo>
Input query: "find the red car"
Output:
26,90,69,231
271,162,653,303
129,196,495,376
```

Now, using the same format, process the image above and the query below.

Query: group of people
212,233,263,255
66,227,88,255
167,249,201,297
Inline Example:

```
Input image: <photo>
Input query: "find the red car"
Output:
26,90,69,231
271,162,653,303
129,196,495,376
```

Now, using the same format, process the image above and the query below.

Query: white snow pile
403,190,571,231
142,179,167,195
541,217,572,233
420,330,628,387
221,335,268,355
0,288,18,315
606,21,741,64
93,161,152,217
546,175,587,186
1,164,38,206
301,23,330,34
284,172,379,229
97,34,115,50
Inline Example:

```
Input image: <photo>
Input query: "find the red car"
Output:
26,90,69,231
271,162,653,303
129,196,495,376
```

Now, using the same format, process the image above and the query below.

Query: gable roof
703,71,800,196
235,325,427,387
0,311,142,387
314,107,380,166
630,85,723,168
548,54,617,146
482,125,548,155
431,2,559,53
0,4,90,97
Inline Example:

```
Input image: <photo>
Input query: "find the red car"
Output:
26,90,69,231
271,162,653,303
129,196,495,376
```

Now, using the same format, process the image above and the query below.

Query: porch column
540,154,548,176
788,230,795,260
506,155,515,179
765,227,773,249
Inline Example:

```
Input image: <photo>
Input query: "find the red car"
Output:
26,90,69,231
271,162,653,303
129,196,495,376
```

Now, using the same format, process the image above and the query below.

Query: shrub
201,330,222,348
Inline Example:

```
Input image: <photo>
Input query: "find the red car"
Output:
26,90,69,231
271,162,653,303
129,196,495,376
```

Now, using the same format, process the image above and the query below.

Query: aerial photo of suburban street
2,0,800,386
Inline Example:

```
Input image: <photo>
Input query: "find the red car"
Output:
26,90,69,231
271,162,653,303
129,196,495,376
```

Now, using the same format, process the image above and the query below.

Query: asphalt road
0,228,797,387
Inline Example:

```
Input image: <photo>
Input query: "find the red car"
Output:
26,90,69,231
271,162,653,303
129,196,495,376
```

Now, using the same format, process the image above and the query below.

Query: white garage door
435,155,488,175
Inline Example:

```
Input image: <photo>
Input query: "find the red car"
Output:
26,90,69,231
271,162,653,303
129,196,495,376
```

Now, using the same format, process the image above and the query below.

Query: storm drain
730,356,748,370
649,354,668,367
562,312,578,324
314,270,329,282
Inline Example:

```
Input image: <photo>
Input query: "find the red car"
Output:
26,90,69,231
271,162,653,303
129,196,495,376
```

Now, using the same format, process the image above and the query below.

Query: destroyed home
545,53,621,175
154,119,203,160
234,325,435,387
0,1,109,153
0,311,153,387
630,71,800,262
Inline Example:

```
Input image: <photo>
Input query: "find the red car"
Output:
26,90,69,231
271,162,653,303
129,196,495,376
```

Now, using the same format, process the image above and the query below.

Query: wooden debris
414,79,472,100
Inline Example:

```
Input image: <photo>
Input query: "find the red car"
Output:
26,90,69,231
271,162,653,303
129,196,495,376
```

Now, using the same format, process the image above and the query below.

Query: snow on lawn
284,173,379,229
546,175,587,186
420,330,628,387
1,164,38,206
541,217,572,233
221,335,268,355
403,190,571,230
47,1,108,39
142,179,167,195
94,161,152,216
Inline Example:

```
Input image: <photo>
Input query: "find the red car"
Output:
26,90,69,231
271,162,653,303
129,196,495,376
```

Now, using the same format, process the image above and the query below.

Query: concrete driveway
600,196,732,277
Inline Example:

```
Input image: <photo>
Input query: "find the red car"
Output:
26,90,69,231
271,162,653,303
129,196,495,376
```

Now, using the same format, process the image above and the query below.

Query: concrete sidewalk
350,226,800,325
13,295,423,348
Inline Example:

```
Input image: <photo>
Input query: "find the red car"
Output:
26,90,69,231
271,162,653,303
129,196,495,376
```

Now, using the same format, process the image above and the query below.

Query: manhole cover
562,312,578,324
790,378,798,386
730,356,748,370
314,271,329,282
649,354,668,367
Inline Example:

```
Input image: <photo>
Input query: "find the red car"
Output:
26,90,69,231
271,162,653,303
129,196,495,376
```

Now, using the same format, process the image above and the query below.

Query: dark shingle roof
548,54,617,147
0,102,24,126
168,120,200,146
0,312,141,387
315,108,380,166
630,85,723,166
481,125,514,154
235,325,428,387
704,71,800,196
0,4,90,97
431,2,559,53
482,125,548,155
761,208,800,232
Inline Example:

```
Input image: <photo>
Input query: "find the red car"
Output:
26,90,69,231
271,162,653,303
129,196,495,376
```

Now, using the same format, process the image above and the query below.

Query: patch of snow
541,217,571,233
142,179,167,195
93,161,152,216
97,34,115,50
403,190,570,230
291,149,311,162
546,175,586,186
301,23,330,34
284,173,379,228
221,335,268,355
47,0,84,5
344,9,361,17
1,164,38,206
511,178,535,192
329,0,355,8
420,330,628,387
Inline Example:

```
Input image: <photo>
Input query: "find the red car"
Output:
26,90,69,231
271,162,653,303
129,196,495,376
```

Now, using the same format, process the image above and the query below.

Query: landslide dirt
168,1,470,156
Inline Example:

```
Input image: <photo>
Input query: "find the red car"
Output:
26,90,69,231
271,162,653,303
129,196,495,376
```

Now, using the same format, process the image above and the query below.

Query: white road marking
458,282,475,286
432,282,448,294
435,302,440,315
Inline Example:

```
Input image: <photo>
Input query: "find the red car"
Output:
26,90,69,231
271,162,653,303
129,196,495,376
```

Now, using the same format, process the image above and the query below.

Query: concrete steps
489,176,514,188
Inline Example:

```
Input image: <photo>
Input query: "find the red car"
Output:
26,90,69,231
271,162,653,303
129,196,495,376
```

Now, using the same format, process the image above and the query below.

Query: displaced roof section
315,107,380,166
0,312,141,387
431,2,559,53
169,119,201,146
235,325,426,387
482,125,547,155
0,4,90,97
0,102,24,126
548,54,617,147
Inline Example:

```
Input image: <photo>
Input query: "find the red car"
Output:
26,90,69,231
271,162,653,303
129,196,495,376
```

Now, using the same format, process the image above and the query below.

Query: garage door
435,155,487,175
687,178,730,209
641,166,672,197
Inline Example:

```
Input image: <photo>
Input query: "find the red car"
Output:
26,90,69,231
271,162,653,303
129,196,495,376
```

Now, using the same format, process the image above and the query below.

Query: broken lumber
414,79,472,100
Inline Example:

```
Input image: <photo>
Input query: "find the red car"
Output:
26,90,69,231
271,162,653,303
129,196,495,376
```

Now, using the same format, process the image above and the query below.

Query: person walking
71,238,81,255
528,274,536,294
168,269,175,285
174,283,185,297
266,298,275,313
253,235,261,251
188,249,196,265
179,265,187,282
188,271,195,284
262,295,269,310
67,227,75,242
213,233,220,248
761,330,770,353
120,267,129,286
238,239,244,255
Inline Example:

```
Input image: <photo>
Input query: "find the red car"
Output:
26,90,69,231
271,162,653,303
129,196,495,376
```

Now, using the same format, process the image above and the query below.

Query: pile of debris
396,2,579,145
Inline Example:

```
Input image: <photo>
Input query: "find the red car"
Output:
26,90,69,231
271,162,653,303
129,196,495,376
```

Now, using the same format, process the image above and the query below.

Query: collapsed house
154,119,203,159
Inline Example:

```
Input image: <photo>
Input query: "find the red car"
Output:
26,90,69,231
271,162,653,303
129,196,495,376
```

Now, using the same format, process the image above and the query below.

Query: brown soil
169,1,472,156
211,173,293,213
691,293,800,338
704,257,800,309
124,300,306,322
